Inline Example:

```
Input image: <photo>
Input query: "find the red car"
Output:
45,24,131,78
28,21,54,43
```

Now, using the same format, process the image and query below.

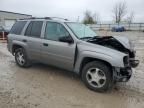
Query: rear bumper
113,67,132,82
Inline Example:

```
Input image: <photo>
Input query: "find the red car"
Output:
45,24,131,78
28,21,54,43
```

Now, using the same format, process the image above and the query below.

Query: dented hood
86,35,134,54
113,36,131,49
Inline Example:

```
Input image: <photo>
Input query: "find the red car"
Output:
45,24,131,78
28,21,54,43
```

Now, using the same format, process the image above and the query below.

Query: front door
41,22,76,70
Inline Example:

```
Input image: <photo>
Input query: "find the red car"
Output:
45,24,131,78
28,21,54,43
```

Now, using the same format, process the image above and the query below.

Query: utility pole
77,16,79,22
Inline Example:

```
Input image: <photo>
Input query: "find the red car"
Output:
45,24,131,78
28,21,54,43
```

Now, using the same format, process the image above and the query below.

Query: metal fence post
139,23,142,31
2,31,5,40
128,23,131,31
108,24,111,31
100,23,102,30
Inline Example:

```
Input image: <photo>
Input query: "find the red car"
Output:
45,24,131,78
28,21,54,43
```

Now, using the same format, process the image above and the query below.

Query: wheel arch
11,40,28,55
12,44,24,55
79,57,113,76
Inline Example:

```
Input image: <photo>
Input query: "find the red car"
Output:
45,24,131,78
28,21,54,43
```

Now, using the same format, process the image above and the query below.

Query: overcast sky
0,0,144,22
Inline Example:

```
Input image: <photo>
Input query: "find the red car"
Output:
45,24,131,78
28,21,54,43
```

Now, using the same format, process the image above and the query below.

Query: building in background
0,10,32,30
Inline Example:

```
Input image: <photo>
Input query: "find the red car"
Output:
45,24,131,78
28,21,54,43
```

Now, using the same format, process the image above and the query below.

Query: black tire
15,48,31,68
82,61,113,92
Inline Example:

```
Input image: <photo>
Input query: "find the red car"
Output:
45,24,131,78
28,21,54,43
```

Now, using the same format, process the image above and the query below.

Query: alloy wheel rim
16,51,25,65
86,67,106,88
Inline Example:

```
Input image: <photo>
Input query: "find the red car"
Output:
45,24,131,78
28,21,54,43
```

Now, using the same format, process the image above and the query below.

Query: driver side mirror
59,36,74,44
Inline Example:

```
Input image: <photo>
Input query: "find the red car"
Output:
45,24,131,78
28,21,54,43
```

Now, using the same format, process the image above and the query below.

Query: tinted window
25,22,33,36
10,21,27,35
25,21,43,38
45,22,69,41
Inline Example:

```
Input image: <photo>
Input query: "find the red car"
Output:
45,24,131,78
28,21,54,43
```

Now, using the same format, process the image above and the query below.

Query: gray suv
7,17,139,92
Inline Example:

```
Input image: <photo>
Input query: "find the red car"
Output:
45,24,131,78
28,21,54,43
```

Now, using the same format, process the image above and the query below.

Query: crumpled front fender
74,50,126,74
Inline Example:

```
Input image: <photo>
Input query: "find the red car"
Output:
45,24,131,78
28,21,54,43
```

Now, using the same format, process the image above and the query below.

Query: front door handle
22,39,27,42
43,43,48,46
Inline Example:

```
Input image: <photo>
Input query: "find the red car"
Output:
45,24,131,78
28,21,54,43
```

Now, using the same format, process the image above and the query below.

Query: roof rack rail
19,17,68,21
50,17,68,21
19,17,51,20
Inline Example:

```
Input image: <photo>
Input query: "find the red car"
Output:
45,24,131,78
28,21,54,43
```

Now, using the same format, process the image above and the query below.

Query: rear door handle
22,39,27,42
43,43,48,46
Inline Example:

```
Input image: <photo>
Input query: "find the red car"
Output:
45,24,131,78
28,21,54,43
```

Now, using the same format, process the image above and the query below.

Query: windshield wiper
80,36,93,40
87,36,99,41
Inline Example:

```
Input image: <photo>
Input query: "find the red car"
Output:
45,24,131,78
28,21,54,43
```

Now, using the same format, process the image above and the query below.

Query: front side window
45,22,70,41
10,21,27,35
25,21,43,38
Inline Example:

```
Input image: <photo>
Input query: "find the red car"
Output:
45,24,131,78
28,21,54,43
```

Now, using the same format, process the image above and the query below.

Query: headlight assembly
123,56,129,66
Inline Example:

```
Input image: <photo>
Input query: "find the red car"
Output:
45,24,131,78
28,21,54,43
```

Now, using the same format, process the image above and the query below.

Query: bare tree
82,10,101,24
83,10,95,24
112,2,127,24
93,12,101,24
126,12,134,24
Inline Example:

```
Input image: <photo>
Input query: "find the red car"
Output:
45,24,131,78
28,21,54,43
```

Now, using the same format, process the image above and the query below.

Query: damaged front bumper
130,59,139,68
114,49,140,82
129,50,139,68
113,67,132,82
113,58,139,82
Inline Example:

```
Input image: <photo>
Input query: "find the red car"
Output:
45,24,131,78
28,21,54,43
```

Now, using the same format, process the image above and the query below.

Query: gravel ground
0,31,144,108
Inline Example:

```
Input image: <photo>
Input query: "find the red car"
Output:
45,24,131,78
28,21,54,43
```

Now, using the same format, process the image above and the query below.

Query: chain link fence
88,23,144,31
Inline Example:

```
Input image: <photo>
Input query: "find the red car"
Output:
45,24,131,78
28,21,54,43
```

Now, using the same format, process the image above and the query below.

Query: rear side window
10,21,27,35
25,21,43,38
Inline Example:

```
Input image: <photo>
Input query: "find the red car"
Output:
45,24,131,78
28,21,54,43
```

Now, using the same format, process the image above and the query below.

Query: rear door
41,21,76,70
24,21,44,61
8,21,27,52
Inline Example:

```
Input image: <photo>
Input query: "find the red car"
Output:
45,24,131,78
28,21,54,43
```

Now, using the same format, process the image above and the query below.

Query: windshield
66,22,97,39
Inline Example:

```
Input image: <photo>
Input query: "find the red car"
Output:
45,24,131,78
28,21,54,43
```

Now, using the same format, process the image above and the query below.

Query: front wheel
82,61,113,92
15,48,31,68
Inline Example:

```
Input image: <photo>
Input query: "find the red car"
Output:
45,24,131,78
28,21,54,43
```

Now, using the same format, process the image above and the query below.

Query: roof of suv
18,17,72,23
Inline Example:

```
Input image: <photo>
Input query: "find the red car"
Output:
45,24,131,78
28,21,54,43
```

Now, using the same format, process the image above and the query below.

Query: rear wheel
82,61,113,92
15,48,31,68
